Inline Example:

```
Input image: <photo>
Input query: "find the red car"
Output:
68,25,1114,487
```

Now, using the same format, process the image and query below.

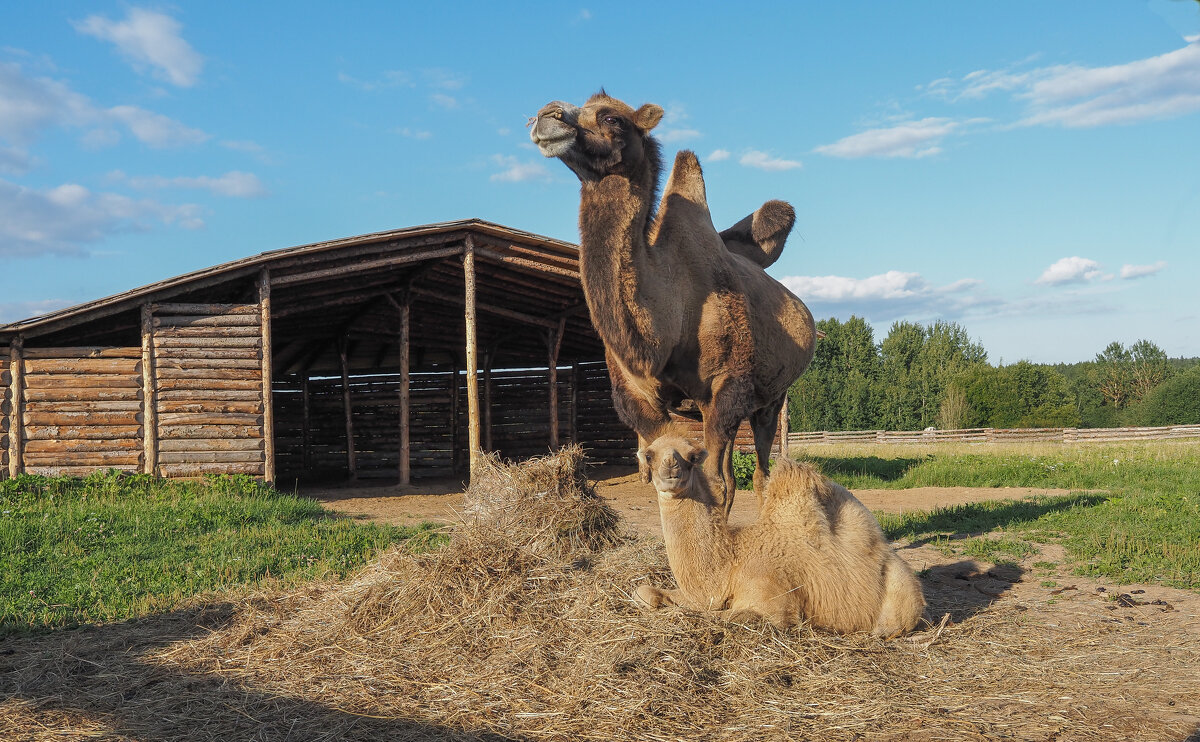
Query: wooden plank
23,358,140,375
156,377,263,391
22,374,141,390
158,451,266,464
339,337,357,480
151,348,261,360
22,347,142,359
159,462,265,477
25,401,142,413
158,438,265,453
25,452,141,467
258,268,275,484
25,438,142,454
23,387,142,402
151,303,259,315
158,424,263,440
154,358,262,370
24,411,141,426
141,304,158,477
157,400,264,415
154,314,261,328
398,296,410,485
26,425,142,440
154,367,262,381
8,338,24,478
154,325,262,338
153,336,262,349
156,389,262,401
158,412,263,426
27,464,139,477
270,244,464,287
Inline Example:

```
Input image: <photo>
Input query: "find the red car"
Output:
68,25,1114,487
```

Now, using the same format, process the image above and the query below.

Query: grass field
798,440,1200,589
0,470,439,636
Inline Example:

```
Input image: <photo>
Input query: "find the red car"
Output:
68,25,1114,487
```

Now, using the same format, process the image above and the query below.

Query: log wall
150,303,266,478
19,347,143,476
1,352,9,479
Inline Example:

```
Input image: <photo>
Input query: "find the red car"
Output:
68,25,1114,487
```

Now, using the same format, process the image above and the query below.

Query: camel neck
658,488,734,603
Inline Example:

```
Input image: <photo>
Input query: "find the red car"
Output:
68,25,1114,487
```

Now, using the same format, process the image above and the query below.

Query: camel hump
661,150,708,207
718,200,796,269
760,458,836,524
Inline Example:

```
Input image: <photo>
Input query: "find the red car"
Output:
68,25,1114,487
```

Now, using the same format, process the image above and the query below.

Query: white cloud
0,61,95,143
814,118,961,159
659,127,701,143
929,38,1200,129
0,298,74,323
110,170,266,197
431,93,460,109
0,144,33,174
707,149,731,162
73,8,203,87
739,149,802,171
1120,260,1167,279
489,154,552,183
780,270,994,321
107,105,210,147
0,178,203,256
395,127,433,140
1035,256,1113,285
423,69,467,90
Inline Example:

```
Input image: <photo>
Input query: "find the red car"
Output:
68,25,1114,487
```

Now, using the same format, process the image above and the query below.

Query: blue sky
2,1,1198,364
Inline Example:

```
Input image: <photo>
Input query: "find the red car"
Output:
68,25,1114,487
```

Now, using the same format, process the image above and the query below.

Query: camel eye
603,115,620,126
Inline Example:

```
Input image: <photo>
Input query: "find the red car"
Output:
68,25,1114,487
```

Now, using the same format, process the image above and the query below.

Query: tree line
788,317,1200,432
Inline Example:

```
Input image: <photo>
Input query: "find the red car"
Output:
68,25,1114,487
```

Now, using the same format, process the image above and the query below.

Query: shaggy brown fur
530,92,817,513
635,435,927,637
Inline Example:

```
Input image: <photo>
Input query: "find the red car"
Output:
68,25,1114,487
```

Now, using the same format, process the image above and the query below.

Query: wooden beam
301,376,312,472
548,317,566,449
396,293,411,486
258,269,276,484
570,362,579,445
463,237,481,475
338,336,357,481
271,245,463,287
8,336,24,478
410,287,562,330
482,350,493,453
140,305,158,476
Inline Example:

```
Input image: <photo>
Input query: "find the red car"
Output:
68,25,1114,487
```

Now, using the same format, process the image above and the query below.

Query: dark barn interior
1,220,636,485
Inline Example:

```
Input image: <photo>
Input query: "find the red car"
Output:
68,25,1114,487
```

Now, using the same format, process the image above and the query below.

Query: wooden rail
787,424,1200,446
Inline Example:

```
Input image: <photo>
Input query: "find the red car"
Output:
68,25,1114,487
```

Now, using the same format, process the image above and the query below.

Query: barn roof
1,219,605,373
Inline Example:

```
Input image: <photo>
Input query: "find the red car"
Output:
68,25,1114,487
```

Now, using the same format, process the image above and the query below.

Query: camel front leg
633,584,685,610
606,351,672,482
749,395,787,509
701,420,737,516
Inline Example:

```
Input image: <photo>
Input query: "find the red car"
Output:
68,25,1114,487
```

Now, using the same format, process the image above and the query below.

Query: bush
1134,365,1200,425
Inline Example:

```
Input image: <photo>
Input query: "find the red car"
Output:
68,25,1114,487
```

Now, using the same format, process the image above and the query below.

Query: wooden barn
1,220,638,485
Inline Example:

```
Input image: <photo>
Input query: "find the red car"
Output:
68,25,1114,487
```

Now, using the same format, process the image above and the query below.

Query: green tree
957,362,1079,428
1135,365,1200,425
1093,341,1134,409
789,316,880,431
878,320,986,430
1129,339,1171,402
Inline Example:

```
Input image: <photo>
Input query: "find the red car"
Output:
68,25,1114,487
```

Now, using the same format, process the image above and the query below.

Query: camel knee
634,584,670,610
872,559,926,638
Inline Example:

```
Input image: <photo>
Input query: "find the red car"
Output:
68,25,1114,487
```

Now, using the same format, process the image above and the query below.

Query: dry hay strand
3,447,1198,741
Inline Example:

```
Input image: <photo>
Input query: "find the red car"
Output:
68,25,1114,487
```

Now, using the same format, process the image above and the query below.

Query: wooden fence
787,424,1200,446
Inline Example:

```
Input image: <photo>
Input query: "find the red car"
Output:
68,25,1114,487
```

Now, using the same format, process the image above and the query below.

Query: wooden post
7,336,23,478
778,397,790,459
449,362,461,474
258,270,276,484
547,317,566,449
570,362,579,444
463,237,481,476
140,305,158,476
301,376,312,472
482,350,493,453
397,294,411,486
339,337,357,480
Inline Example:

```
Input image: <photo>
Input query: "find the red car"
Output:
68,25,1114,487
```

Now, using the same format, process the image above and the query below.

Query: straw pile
3,446,1198,740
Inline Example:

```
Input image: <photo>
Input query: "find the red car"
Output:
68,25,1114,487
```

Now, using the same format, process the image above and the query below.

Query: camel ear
634,104,664,132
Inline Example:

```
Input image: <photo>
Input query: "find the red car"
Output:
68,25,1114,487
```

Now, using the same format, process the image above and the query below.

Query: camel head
638,435,708,497
529,91,664,183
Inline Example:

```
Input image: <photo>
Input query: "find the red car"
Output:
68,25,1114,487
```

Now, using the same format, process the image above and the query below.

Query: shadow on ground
919,560,1025,624
884,492,1109,542
0,604,516,741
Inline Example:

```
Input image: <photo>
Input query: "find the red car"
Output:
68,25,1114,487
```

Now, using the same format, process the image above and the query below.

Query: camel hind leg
749,395,787,510
871,556,927,638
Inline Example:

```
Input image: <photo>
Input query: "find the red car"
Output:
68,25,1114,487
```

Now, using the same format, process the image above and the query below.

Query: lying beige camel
634,435,926,637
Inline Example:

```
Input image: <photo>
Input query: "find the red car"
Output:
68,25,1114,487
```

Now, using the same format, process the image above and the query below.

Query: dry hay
2,446,1198,741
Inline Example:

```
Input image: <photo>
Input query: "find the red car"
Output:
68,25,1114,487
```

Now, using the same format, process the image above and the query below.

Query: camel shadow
806,454,927,482
919,560,1025,624
882,492,1109,544
0,604,517,741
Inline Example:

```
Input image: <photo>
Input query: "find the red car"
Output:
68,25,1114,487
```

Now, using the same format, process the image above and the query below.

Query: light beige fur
529,93,817,515
635,435,926,637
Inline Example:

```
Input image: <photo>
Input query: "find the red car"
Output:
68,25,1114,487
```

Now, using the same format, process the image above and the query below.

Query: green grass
0,470,441,636
799,441,1200,590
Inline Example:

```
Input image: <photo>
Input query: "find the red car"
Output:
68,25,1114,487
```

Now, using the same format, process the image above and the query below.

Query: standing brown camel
530,91,816,512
